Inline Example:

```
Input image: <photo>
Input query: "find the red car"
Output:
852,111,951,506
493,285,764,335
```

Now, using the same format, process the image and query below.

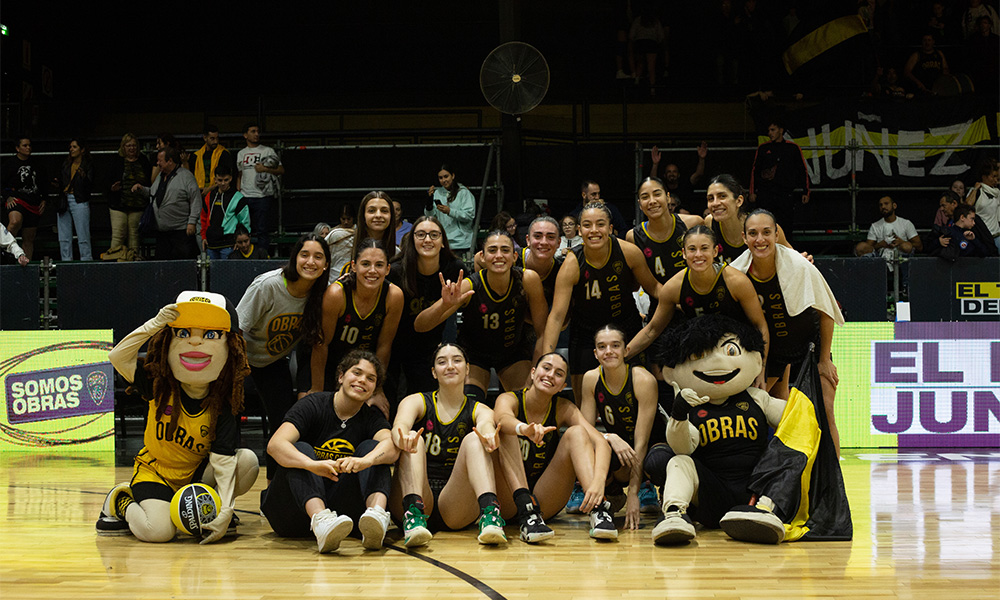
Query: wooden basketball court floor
2,450,997,599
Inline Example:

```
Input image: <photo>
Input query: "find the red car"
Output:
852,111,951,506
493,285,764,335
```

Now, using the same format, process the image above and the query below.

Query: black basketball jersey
416,391,479,481
632,218,687,318
678,265,746,322
522,248,564,309
328,280,390,361
513,388,561,485
710,219,746,265
570,237,643,339
457,269,528,354
749,271,819,362
687,390,768,483
594,366,638,447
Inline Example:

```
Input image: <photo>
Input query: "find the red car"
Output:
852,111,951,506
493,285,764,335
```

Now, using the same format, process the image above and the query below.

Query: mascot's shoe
638,481,660,514
719,504,785,544
359,505,391,550
96,482,134,536
310,509,353,553
652,507,696,545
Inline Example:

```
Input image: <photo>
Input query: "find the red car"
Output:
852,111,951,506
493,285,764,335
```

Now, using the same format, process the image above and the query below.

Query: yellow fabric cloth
193,145,226,188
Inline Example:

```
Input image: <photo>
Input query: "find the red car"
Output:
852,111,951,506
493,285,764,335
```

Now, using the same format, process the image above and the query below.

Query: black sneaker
519,511,555,543
589,501,618,540
95,515,132,536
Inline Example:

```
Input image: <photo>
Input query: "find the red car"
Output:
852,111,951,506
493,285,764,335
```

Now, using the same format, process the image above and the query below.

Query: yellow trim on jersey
478,269,512,303
686,263,727,296
749,271,776,284
520,387,554,426
599,365,630,396
641,216,677,244
431,390,470,426
350,281,385,320
717,222,745,253
583,242,613,270
523,248,556,283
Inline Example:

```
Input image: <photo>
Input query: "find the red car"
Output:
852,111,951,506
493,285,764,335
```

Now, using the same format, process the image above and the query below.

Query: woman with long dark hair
237,233,331,481
703,174,793,264
386,216,466,404
302,239,403,419
56,138,94,261
425,164,476,254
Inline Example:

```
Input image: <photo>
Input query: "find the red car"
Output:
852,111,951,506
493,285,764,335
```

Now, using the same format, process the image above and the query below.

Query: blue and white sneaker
565,482,585,514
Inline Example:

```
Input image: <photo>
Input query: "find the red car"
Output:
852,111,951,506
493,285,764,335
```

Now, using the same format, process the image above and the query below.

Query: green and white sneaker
477,505,507,545
403,504,433,548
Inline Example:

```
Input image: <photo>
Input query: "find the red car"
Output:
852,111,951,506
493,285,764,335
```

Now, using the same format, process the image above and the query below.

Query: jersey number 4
585,280,601,300
653,257,666,278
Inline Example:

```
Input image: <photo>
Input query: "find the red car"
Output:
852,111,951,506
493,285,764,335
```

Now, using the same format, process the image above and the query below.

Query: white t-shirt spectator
237,145,281,198
868,216,919,261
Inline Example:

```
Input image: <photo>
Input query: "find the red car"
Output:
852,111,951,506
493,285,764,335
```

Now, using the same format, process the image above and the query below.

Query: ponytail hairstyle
482,229,524,301
707,174,748,216
341,238,389,293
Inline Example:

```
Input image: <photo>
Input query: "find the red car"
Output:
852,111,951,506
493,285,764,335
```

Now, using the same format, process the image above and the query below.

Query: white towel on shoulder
730,244,845,326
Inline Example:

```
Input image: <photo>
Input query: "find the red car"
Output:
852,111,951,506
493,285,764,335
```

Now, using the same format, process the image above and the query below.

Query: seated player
580,326,659,529
644,314,786,545
262,350,398,553
97,292,259,543
494,352,618,541
389,343,507,547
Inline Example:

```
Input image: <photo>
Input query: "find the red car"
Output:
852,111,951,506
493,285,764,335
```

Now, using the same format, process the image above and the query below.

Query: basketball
170,483,222,537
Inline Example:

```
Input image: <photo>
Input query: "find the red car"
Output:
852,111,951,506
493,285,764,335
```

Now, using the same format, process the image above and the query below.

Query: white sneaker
310,509,353,553
588,501,618,540
359,505,391,550
652,508,696,545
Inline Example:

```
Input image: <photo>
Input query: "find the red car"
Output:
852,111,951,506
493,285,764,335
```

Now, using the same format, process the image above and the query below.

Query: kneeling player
494,352,618,541
644,314,785,545
580,326,659,529
262,350,398,553
97,293,259,543
389,343,507,547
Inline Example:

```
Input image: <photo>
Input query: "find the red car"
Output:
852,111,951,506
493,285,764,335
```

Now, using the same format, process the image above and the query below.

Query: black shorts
465,333,533,374
7,203,40,228
427,477,448,531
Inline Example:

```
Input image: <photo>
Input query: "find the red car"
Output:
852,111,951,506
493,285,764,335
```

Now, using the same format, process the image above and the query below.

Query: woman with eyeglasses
385,216,467,411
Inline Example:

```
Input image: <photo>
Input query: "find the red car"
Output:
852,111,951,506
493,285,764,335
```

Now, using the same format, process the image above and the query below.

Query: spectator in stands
557,214,582,258
967,16,1000,96
615,3,633,80
229,224,269,259
872,67,913,100
855,196,923,262
942,204,993,257
951,178,967,200
55,138,94,261
935,189,961,227
629,3,667,95
649,142,708,214
338,203,356,229
965,158,1000,251
927,1,962,46
961,0,1000,39
569,180,627,237
192,124,231,197
1,223,29,266
133,145,201,260
150,133,180,183
749,120,810,240
393,199,412,245
237,122,284,253
713,0,739,87
201,163,250,260
489,211,520,252
103,133,151,262
903,33,950,94
313,222,332,238
2,136,45,261
425,164,475,254
326,203,357,273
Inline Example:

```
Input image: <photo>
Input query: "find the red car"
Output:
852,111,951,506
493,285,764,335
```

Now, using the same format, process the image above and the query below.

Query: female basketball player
386,216,466,402
627,226,768,385
731,209,845,452
416,229,549,398
389,343,507,547
580,326,658,530
302,239,403,416
493,352,618,540
97,292,259,543
542,202,661,401
474,216,564,308
334,191,397,278
703,174,793,263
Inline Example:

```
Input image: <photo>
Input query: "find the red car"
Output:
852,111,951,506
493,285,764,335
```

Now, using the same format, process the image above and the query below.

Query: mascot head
167,291,236,387
659,314,765,403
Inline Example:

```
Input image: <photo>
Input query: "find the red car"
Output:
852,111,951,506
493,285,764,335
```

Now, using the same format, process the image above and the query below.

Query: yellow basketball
170,483,222,537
